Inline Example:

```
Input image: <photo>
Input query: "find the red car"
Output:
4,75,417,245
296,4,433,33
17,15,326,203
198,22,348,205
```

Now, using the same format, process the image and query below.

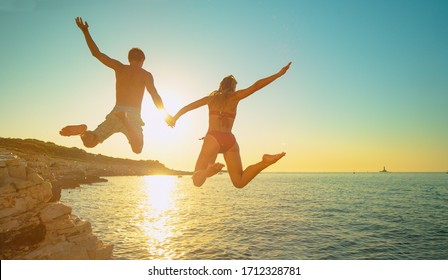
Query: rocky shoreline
0,137,192,195
0,138,191,259
0,151,113,259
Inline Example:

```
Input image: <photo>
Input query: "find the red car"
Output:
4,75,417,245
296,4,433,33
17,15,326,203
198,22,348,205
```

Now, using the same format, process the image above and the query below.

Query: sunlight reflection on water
139,176,177,259
61,173,448,260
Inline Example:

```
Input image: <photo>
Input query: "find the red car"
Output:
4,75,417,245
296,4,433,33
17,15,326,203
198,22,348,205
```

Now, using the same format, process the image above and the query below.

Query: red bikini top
209,110,236,127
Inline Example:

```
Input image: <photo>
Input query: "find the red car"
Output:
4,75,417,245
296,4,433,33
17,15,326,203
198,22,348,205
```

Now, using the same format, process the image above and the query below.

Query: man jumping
60,17,167,154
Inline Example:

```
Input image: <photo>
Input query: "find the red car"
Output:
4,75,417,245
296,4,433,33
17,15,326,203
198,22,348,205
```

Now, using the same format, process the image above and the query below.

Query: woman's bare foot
262,152,286,166
192,163,225,187
205,162,225,177
59,124,87,136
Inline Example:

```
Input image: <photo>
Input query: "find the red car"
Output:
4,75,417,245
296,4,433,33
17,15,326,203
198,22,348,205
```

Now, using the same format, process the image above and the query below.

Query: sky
0,0,447,172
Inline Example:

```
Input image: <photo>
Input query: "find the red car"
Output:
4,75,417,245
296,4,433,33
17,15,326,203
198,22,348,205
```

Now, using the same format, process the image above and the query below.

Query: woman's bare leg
192,135,223,187
224,143,285,189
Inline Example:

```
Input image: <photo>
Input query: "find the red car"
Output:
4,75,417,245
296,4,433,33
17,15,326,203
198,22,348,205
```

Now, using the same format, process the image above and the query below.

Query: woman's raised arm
235,62,291,101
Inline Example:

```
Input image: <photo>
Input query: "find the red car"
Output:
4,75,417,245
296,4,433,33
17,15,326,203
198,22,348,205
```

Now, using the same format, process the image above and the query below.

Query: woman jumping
166,62,291,188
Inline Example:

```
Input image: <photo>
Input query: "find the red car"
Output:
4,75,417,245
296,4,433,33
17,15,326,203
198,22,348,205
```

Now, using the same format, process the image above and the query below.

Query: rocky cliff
0,151,113,259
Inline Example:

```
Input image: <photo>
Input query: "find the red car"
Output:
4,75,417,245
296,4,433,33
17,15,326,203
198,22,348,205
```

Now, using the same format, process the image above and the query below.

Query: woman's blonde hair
209,75,237,108
210,75,237,96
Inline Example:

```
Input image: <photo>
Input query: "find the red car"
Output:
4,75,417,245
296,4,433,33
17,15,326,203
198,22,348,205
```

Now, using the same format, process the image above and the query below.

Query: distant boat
380,166,388,173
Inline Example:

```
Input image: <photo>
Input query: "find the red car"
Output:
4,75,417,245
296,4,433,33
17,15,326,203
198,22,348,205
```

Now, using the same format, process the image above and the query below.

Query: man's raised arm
75,17,122,70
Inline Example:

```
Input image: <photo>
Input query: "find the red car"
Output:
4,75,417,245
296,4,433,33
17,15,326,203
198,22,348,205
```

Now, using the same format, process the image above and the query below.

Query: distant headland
0,137,192,190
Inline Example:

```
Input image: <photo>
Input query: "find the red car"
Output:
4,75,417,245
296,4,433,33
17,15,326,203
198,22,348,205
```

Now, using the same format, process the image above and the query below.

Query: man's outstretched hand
75,17,89,32
165,115,177,128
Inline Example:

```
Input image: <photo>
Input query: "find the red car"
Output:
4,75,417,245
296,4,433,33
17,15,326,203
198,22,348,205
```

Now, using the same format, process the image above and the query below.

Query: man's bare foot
205,162,225,177
59,124,87,136
262,152,286,165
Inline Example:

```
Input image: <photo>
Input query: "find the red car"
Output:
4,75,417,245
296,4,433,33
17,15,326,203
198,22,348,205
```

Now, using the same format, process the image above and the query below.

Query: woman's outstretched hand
278,62,292,76
165,115,176,127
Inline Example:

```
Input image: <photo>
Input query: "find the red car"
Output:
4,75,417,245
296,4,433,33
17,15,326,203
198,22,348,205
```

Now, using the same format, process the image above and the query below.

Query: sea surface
61,172,448,260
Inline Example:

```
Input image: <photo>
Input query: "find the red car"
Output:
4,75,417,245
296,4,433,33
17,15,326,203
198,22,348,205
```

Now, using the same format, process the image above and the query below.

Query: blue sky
0,0,447,172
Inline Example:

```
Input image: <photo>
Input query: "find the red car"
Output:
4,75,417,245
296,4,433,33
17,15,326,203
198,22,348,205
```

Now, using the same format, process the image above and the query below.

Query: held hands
75,17,89,32
165,115,177,128
278,62,292,76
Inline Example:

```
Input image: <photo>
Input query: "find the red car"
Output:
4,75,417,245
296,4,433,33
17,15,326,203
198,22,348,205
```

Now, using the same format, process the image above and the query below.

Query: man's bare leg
192,162,225,187
59,124,87,136
80,131,100,148
115,111,143,154
60,124,100,148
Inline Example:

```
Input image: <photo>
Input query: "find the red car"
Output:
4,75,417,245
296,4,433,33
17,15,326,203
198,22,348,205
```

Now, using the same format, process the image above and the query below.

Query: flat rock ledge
0,151,113,259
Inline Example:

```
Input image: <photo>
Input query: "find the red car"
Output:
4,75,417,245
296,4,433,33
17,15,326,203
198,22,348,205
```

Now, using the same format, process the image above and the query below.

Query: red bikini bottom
206,131,236,153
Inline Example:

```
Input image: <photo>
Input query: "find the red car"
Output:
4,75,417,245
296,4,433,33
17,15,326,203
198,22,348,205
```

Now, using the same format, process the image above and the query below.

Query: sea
60,172,448,260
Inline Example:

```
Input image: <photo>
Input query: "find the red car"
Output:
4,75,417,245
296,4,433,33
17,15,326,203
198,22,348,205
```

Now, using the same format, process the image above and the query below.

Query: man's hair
128,48,145,62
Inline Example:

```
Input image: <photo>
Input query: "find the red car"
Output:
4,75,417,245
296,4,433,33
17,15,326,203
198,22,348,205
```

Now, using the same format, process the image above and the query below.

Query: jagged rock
0,166,8,182
27,169,44,184
0,151,113,260
7,161,27,180
0,178,53,219
39,203,72,223
49,182,61,202
10,177,34,190
0,222,46,251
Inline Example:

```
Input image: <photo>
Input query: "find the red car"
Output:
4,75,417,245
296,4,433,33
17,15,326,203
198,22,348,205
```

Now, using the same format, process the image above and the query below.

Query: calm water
61,173,448,260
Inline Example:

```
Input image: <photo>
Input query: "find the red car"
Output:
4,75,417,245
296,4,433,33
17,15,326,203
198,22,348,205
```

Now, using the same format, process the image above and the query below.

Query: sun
137,91,206,170
140,93,186,136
